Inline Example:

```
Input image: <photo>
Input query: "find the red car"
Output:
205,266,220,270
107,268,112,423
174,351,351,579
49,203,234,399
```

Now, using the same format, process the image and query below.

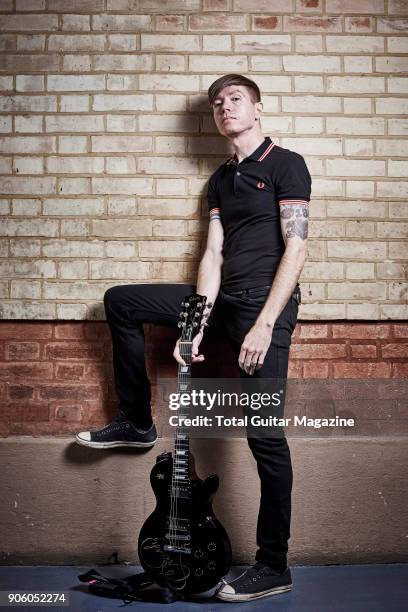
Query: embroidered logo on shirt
257,181,265,189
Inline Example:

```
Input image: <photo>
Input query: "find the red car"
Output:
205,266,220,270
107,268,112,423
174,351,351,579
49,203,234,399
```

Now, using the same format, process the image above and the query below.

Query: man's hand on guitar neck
173,330,205,366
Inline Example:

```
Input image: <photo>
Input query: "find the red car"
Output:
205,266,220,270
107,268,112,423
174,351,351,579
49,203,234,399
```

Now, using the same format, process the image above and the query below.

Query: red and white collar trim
226,140,275,165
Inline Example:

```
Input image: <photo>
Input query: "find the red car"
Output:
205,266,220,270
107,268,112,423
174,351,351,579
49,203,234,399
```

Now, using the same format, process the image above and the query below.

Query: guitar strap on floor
78,568,182,604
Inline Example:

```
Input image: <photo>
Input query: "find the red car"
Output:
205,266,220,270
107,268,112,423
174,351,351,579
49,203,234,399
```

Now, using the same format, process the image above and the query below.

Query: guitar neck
173,341,192,477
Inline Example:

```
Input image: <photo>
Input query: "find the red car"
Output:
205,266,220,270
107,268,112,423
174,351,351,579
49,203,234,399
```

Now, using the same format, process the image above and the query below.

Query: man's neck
229,129,266,164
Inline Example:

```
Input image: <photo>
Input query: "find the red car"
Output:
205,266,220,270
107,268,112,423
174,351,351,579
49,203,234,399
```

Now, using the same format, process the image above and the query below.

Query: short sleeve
207,173,220,213
275,152,312,206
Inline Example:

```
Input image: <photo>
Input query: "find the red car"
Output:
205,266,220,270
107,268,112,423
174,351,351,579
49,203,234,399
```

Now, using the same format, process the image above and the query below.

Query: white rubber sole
216,583,292,602
75,435,157,449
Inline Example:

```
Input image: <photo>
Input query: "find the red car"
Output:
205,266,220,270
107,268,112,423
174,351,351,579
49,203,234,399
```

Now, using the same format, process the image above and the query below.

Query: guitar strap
78,568,181,604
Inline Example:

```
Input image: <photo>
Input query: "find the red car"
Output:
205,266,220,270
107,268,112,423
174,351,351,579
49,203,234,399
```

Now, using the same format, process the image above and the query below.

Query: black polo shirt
207,136,312,292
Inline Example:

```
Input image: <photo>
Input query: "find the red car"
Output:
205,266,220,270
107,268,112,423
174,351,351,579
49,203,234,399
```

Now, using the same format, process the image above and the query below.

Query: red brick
299,0,320,7
0,322,52,339
287,360,303,378
392,324,408,338
156,15,185,31
54,404,82,422
285,16,342,31
381,343,408,359
38,384,100,401
85,321,111,340
303,362,330,378
345,16,373,32
7,384,34,400
350,344,378,358
54,323,87,339
291,343,346,359
392,363,408,378
253,16,279,30
44,341,105,361
332,323,390,339
0,362,53,380
333,362,391,378
0,403,50,422
6,342,40,361
55,364,85,380
298,324,329,339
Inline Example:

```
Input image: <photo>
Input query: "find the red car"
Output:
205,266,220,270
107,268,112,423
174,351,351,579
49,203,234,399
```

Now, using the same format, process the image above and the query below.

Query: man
75,73,311,602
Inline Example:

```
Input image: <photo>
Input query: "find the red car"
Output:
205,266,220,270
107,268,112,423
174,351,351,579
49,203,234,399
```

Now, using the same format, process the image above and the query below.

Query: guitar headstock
177,294,213,341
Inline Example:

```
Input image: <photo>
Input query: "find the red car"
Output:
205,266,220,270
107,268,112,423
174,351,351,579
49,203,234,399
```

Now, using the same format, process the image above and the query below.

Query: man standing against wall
75,73,311,602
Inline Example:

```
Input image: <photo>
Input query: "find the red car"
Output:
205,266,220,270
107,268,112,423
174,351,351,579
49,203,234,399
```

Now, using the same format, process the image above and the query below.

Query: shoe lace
239,563,274,587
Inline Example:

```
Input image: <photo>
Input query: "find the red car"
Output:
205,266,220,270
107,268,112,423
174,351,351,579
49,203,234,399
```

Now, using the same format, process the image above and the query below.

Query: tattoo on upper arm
279,201,309,240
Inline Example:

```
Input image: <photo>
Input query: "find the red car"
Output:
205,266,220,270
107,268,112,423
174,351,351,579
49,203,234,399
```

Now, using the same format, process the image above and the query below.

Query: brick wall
0,320,407,436
0,0,406,320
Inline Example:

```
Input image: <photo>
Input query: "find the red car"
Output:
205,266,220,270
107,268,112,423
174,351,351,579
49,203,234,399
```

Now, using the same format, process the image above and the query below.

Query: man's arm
256,200,308,327
238,200,309,375
173,209,224,365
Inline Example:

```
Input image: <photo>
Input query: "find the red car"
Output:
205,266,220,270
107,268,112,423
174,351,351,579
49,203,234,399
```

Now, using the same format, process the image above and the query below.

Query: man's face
211,85,262,137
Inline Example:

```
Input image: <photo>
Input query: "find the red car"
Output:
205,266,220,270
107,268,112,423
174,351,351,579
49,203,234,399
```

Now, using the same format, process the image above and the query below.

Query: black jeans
103,282,299,573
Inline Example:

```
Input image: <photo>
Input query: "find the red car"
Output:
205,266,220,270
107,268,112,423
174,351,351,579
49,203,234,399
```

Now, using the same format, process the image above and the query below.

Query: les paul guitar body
138,451,231,595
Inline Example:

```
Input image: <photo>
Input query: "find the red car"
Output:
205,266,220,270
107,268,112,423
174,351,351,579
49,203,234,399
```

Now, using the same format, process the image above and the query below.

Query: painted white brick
92,219,152,237
59,136,88,154
47,156,104,174
282,96,341,113
203,35,232,52
58,177,90,195
0,176,56,195
234,35,291,53
326,36,383,53
11,199,41,216
60,95,89,113
43,198,104,216
43,239,104,258
293,76,324,92
10,239,41,257
47,75,105,91
139,74,200,92
62,14,90,31
0,96,56,112
60,220,89,236
90,260,152,280
376,98,408,114
0,136,55,153
106,115,137,132
92,177,153,195
91,135,152,152
105,157,137,174
327,76,384,93
43,281,108,300
345,262,375,279
108,34,137,51
46,115,104,132
138,240,199,258
346,181,375,198
345,139,374,156
326,117,384,135
284,55,341,72
328,241,386,259
58,260,88,279
94,54,152,71
93,14,151,32
13,157,44,174
343,98,372,114
0,219,58,237
16,75,45,92
137,157,199,175
141,34,200,52
140,115,198,133
57,303,88,319
107,197,137,216
326,159,385,177
15,115,44,133
0,301,56,319
11,280,41,299
106,241,137,258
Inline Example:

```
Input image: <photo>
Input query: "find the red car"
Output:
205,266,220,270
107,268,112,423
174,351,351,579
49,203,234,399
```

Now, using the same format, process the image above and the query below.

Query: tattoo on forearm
279,201,309,240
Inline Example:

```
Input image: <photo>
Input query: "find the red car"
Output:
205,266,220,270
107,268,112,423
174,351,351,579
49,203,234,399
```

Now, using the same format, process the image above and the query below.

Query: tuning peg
194,312,200,317
177,321,183,328
207,302,213,308
193,321,198,327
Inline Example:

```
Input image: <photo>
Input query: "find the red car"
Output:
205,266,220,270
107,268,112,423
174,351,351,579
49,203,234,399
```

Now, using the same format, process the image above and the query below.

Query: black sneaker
75,415,157,449
216,562,292,602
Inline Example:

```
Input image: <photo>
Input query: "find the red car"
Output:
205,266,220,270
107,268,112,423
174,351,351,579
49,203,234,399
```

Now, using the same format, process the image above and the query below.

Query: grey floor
0,564,407,611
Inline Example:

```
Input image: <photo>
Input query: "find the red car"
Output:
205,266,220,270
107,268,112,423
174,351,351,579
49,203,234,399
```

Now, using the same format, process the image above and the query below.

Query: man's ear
255,100,263,119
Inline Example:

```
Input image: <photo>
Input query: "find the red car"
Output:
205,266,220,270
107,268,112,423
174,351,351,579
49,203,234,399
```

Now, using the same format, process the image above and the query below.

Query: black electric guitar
138,294,232,595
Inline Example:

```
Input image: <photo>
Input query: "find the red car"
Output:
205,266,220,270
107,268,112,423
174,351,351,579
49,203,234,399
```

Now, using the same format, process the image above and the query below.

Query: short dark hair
207,73,261,107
